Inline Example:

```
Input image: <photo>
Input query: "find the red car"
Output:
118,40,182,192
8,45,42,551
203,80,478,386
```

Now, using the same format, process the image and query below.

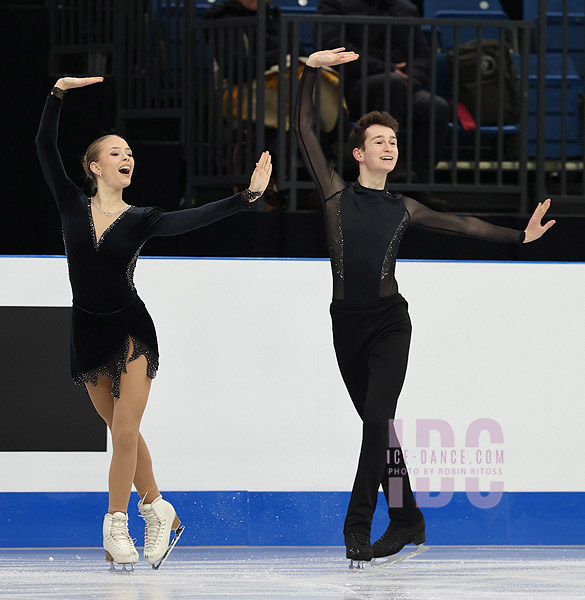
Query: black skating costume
36,92,249,398
294,65,524,551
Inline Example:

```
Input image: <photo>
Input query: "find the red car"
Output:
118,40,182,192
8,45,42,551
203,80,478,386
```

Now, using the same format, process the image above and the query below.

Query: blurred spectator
498,0,523,20
317,0,450,209
204,0,286,208
203,0,282,73
204,0,345,209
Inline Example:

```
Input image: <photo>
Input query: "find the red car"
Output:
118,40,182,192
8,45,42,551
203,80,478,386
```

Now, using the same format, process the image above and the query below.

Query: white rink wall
2,256,585,494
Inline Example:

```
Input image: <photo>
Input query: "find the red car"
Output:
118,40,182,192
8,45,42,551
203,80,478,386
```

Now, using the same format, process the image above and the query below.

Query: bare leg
132,434,160,504
85,339,160,513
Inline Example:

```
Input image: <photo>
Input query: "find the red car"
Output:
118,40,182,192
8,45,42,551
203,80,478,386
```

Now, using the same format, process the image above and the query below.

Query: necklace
91,199,129,217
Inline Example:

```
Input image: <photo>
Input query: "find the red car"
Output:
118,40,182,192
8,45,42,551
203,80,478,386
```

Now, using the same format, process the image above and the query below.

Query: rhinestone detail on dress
127,243,145,292
75,335,159,399
325,192,344,280
380,209,409,280
87,200,132,250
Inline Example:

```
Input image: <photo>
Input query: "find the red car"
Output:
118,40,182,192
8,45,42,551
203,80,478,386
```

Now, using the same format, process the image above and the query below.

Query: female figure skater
293,48,554,565
35,76,272,569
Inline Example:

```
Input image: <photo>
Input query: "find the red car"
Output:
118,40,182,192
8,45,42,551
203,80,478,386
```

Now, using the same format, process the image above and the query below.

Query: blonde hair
82,134,115,195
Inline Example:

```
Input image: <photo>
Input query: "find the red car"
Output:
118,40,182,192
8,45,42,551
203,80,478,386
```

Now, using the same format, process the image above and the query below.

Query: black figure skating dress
36,93,249,398
294,65,525,536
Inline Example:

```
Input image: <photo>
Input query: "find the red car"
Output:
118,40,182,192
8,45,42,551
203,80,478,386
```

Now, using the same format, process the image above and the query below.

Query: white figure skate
103,512,139,571
138,495,184,570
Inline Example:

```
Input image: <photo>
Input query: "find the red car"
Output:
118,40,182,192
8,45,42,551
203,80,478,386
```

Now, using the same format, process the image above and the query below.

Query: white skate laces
138,495,182,567
103,512,139,566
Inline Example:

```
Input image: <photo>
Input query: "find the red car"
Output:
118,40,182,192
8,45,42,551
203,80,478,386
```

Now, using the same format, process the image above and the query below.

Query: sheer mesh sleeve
403,196,525,243
144,193,248,238
35,94,79,210
293,65,345,202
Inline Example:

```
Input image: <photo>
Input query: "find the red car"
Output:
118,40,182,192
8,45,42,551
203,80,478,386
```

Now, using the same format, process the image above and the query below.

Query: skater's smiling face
84,135,134,193
91,136,134,189
353,124,398,174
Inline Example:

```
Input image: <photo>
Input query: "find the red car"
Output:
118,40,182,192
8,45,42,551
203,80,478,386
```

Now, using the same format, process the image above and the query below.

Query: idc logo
387,418,504,509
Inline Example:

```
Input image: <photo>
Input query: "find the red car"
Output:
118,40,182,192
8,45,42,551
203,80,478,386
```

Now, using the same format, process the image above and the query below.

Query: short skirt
71,297,159,398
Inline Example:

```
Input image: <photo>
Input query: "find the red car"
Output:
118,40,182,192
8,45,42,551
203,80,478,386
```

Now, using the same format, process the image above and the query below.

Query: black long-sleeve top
36,93,248,314
293,66,525,304
316,0,431,93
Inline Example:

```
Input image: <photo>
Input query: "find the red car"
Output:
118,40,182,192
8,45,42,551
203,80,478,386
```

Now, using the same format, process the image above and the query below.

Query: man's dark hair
348,111,400,150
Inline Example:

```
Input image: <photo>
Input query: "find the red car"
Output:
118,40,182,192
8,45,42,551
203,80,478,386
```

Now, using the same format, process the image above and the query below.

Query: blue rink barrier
0,491,584,547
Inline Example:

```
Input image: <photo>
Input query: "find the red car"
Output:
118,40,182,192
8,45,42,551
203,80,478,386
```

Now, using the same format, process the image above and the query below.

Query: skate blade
105,550,136,573
152,525,185,570
108,561,136,573
372,544,429,567
348,559,371,570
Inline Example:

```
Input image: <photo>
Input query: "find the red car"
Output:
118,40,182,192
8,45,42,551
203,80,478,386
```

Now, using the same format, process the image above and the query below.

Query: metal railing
532,0,585,206
47,0,585,213
186,14,534,211
48,0,116,75
114,0,185,132
185,17,266,188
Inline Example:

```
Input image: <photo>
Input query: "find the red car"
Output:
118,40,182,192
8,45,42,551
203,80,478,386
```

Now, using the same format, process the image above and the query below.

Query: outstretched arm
405,196,555,243
35,77,104,206
145,152,273,237
293,48,357,201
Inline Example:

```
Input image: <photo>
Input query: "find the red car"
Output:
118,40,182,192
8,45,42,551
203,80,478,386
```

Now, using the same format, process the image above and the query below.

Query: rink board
0,491,584,547
1,256,584,546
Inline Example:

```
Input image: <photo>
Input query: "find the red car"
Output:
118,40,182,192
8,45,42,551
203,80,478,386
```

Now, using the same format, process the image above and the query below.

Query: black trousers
330,294,423,535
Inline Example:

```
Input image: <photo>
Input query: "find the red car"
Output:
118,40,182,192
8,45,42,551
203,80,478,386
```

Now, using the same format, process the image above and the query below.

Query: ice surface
1,546,584,599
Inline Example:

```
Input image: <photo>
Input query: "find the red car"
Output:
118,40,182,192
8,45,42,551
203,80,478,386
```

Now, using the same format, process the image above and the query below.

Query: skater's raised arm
35,77,104,208
293,48,357,201
404,196,555,244
145,152,273,237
